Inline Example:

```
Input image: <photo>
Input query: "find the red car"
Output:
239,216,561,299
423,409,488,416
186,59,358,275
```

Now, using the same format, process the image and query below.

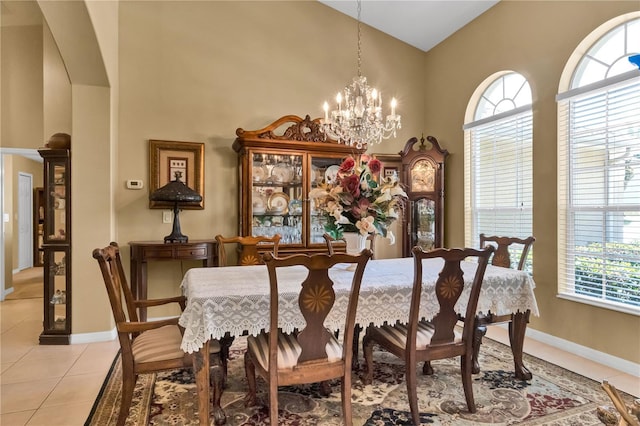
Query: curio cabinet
38,148,71,344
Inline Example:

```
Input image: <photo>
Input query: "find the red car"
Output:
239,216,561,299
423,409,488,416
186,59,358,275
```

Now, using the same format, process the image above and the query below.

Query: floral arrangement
309,155,407,240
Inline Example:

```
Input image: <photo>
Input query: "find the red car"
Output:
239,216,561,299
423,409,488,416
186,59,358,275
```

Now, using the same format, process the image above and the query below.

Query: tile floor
1,272,638,426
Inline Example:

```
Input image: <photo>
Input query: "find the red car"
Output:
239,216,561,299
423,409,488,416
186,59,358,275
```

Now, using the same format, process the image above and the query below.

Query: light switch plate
126,179,144,189
162,211,172,224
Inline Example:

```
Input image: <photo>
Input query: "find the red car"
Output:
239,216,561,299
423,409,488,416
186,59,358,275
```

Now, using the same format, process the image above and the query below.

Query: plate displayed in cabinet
267,192,290,214
311,165,322,185
325,165,340,185
289,199,302,215
271,163,294,183
252,190,266,214
252,164,269,182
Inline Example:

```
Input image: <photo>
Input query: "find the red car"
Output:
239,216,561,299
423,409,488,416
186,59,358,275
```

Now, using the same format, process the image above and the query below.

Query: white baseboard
525,327,640,378
68,316,178,345
70,327,117,344
2,287,14,300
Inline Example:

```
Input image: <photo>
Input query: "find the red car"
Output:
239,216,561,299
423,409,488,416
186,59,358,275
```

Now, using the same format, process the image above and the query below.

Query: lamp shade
150,172,202,243
150,179,202,204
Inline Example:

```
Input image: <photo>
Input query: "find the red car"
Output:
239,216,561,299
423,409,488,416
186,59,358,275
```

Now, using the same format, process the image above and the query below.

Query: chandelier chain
357,0,362,77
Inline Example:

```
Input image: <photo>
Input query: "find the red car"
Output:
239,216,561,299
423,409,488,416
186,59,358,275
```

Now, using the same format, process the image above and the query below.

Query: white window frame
556,15,640,315
464,72,533,271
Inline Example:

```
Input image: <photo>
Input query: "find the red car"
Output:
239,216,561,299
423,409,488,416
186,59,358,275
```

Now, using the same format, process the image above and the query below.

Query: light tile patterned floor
1,269,637,425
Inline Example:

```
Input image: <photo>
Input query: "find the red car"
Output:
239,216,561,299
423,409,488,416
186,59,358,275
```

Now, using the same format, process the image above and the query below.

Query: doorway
18,172,34,270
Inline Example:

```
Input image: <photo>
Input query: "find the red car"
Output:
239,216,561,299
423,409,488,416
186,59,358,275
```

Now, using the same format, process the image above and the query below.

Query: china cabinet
400,135,448,257
233,115,365,255
38,148,71,344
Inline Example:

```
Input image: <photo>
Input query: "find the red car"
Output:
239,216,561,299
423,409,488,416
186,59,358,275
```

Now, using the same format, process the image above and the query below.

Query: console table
129,240,217,321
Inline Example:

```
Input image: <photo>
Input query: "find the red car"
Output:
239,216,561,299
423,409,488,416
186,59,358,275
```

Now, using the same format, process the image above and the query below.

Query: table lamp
150,171,202,243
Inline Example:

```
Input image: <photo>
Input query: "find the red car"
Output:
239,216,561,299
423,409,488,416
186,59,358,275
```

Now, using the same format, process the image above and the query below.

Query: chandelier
321,0,401,150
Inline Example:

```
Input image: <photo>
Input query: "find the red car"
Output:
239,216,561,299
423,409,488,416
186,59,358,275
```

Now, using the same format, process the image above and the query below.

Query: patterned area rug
86,336,634,425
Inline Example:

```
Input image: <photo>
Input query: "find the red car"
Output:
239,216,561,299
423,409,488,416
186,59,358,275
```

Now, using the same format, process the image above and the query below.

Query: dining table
179,256,539,425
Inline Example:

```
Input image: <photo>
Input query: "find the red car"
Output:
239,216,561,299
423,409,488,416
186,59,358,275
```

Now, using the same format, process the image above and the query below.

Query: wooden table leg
508,310,532,380
193,341,211,425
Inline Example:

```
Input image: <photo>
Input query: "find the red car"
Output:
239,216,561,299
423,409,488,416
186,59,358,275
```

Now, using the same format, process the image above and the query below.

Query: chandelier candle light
321,0,401,149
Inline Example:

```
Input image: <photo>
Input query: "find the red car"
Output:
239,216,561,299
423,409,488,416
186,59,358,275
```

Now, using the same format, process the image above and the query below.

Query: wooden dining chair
323,232,376,258
362,245,494,423
479,233,536,271
471,233,536,375
92,242,226,426
215,234,281,266
244,249,373,426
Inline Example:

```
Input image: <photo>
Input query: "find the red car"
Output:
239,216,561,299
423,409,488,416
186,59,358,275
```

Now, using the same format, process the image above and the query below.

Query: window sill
557,293,640,316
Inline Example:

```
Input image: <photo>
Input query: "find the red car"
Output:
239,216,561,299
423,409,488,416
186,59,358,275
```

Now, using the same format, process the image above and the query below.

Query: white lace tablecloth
179,257,539,353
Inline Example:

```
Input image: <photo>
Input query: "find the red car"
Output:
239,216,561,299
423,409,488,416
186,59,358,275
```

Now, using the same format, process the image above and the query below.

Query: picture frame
149,140,204,209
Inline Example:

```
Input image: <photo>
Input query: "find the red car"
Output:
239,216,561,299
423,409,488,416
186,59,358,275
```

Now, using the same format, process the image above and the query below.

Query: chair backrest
92,242,138,351
322,233,376,258
409,246,494,350
263,250,372,367
215,234,281,266
479,234,535,270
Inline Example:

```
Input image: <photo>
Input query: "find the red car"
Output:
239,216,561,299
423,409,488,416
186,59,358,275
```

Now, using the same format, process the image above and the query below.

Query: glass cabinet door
411,198,436,251
309,155,346,245
249,152,303,244
42,247,70,337
44,161,68,244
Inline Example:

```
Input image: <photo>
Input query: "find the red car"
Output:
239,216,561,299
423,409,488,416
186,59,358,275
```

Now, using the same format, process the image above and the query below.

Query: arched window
464,72,533,270
557,14,640,313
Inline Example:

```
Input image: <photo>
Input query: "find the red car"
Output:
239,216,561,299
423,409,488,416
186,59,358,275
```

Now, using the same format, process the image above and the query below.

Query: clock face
410,160,435,192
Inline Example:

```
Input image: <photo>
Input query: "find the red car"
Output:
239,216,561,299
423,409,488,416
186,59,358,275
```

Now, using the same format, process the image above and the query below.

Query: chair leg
406,361,420,426
461,353,476,413
472,324,487,374
342,371,353,426
269,380,279,426
352,324,363,370
243,351,257,407
362,331,374,385
319,380,331,396
422,360,434,375
118,369,135,426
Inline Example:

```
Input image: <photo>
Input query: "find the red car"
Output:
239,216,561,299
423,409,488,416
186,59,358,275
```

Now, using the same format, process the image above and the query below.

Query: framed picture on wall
149,139,204,209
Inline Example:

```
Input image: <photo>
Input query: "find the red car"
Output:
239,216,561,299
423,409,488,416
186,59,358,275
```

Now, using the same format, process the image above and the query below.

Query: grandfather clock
400,135,448,257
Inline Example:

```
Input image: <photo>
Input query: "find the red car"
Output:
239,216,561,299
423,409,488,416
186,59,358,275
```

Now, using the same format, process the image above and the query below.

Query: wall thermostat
126,179,144,189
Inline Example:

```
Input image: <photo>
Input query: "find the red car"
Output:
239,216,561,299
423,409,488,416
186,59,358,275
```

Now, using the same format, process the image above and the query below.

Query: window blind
467,110,533,270
557,76,640,312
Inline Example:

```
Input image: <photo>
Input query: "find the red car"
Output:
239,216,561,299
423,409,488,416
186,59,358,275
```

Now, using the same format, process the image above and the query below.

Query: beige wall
1,23,43,147
115,0,424,307
423,0,640,364
43,21,71,137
